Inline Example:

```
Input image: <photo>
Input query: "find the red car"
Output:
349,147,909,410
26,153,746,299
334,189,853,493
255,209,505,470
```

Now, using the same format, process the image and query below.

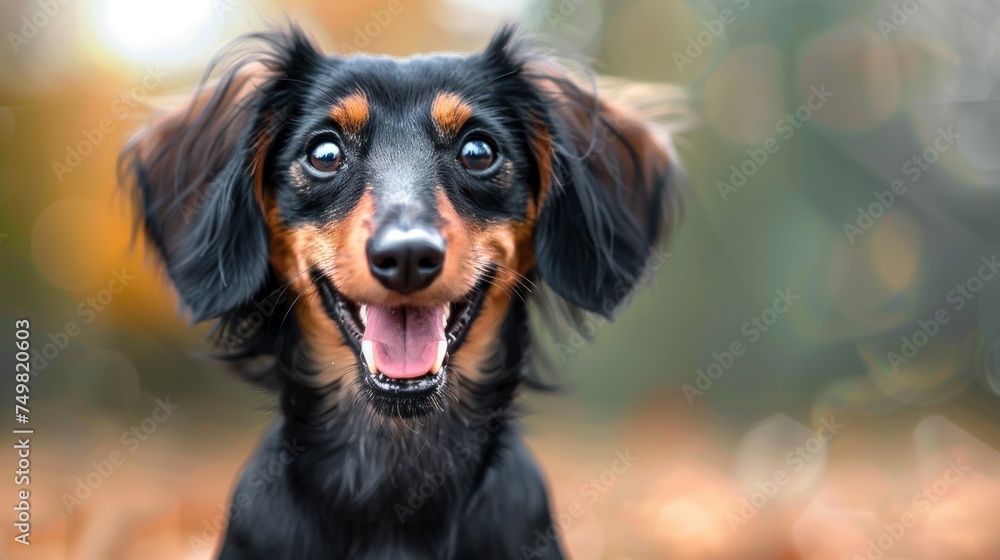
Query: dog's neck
277,298,530,522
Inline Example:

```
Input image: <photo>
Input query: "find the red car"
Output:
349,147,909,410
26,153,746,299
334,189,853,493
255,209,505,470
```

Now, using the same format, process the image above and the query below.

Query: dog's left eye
307,140,343,173
459,139,496,172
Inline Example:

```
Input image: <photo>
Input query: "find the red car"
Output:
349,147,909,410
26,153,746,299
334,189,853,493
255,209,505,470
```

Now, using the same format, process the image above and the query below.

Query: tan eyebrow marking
329,92,369,134
431,92,473,138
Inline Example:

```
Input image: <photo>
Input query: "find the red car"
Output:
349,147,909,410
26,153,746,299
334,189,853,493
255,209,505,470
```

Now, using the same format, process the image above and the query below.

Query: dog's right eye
458,138,497,172
307,140,343,174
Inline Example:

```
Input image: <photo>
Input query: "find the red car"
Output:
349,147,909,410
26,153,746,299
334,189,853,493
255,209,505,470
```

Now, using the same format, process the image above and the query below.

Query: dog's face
264,51,540,406
124,27,675,421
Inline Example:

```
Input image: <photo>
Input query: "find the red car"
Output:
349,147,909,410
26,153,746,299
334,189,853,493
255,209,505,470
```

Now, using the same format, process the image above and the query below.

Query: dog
121,24,678,560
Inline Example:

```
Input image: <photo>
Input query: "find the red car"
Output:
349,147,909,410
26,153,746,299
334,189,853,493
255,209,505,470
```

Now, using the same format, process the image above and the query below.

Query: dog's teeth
442,304,450,327
359,305,368,327
361,340,378,374
430,340,447,374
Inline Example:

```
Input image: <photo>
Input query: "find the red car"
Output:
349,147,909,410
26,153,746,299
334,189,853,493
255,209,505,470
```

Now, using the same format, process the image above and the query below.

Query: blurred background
2,0,1000,558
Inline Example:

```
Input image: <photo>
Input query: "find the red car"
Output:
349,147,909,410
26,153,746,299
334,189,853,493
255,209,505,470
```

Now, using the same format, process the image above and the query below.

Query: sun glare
91,0,217,65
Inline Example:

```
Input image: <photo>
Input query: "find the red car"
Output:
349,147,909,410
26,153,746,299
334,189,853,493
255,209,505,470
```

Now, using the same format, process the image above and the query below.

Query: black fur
120,24,676,560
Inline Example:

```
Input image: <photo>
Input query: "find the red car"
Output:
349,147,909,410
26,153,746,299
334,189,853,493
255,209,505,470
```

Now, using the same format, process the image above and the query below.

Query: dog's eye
458,139,496,172
307,140,343,173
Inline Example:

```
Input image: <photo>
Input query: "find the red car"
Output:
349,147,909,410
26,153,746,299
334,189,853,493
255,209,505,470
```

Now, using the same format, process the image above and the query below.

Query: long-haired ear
521,58,681,319
120,27,322,323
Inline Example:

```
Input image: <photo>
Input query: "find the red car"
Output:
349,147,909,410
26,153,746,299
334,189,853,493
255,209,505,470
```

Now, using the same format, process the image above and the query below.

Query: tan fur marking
262,193,356,387
527,121,554,217
329,92,370,134
431,92,473,138
447,206,536,384
328,188,477,308
260,181,538,390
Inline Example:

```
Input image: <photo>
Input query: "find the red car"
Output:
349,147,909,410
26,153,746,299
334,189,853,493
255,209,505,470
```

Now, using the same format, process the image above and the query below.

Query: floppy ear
120,29,322,323
524,62,679,319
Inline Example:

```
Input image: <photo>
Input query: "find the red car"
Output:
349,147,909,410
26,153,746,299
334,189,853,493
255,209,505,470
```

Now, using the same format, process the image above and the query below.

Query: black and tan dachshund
121,24,678,560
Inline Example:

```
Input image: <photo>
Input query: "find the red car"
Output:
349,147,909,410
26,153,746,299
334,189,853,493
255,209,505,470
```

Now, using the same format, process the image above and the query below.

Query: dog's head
123,26,677,421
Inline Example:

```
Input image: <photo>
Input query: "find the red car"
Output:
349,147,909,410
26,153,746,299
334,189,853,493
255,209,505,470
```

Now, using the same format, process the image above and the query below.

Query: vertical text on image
12,319,33,546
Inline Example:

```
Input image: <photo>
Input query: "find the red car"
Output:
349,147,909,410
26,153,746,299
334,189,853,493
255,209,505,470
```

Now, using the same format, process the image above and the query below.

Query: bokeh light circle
829,238,913,335
734,414,828,496
859,333,975,406
704,44,787,146
811,375,904,419
869,210,921,294
605,0,708,82
799,25,902,132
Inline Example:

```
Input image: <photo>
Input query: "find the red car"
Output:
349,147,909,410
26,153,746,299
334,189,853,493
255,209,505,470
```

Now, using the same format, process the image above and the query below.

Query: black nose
366,225,446,294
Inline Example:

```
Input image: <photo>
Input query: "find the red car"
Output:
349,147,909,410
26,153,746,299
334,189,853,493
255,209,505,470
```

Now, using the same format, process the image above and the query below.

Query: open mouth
313,268,492,399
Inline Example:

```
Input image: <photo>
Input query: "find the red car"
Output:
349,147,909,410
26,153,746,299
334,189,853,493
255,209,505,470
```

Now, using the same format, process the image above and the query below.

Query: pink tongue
363,305,445,379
